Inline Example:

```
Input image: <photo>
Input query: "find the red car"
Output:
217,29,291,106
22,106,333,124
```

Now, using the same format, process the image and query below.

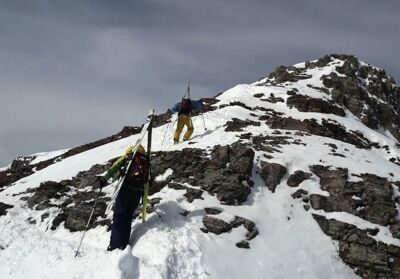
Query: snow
1,58,400,278
29,149,69,165
155,168,173,182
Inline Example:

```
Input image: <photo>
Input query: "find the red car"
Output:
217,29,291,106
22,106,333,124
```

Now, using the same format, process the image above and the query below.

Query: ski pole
74,187,103,258
201,112,207,131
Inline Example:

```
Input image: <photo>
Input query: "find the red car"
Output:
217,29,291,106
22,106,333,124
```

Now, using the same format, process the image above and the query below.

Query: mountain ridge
1,54,400,279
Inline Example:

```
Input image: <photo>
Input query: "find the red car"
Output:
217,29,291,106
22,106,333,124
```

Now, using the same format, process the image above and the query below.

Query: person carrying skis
98,144,149,251
170,98,204,144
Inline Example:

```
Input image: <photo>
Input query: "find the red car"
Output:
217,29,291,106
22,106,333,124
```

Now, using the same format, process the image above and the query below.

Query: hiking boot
174,139,179,144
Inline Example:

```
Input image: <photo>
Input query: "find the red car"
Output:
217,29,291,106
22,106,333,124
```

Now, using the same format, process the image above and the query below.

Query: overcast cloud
0,0,399,166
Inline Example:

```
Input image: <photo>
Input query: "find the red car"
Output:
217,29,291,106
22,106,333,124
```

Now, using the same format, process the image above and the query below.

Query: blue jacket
170,100,204,113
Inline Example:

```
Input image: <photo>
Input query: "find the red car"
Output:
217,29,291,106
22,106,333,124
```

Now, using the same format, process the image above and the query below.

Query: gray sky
1,0,399,167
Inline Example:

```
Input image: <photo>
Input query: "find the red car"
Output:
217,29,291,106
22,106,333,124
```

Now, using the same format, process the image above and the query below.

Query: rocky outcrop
201,215,259,248
266,116,372,149
313,215,400,279
152,142,255,205
224,118,261,132
260,162,287,192
286,92,346,116
320,55,400,142
309,166,398,226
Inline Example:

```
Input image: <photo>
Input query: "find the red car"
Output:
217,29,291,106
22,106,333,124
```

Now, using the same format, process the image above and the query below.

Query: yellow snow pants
174,115,194,142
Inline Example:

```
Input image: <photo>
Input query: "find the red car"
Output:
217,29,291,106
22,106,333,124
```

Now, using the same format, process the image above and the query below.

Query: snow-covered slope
1,54,400,279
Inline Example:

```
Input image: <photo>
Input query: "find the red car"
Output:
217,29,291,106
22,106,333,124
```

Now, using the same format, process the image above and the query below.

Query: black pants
109,186,142,250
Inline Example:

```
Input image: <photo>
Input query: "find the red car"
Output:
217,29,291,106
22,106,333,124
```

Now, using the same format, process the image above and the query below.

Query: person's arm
104,155,128,181
170,102,181,113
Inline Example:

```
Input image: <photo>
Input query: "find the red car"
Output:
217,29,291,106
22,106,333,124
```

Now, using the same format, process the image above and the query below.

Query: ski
141,110,154,222
105,109,155,214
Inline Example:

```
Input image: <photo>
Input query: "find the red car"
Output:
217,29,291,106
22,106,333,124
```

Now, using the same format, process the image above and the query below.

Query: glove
97,176,109,188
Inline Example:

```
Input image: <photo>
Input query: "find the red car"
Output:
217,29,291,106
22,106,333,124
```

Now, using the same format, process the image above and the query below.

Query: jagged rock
286,93,346,116
260,162,287,192
0,202,14,216
287,170,312,187
320,55,400,142
224,118,261,132
219,101,252,111
254,93,264,98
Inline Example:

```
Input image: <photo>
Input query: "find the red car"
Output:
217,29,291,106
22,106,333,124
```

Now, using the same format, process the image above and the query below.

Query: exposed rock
204,208,223,215
266,117,372,149
264,65,312,85
202,216,231,235
313,214,400,279
220,101,252,111
286,92,346,116
260,162,287,192
291,189,308,199
389,224,400,239
261,93,284,103
184,188,204,203
254,93,265,98
201,215,259,248
224,118,261,132
310,166,398,226
287,170,312,187
236,240,250,249
0,202,14,216
152,142,254,205
320,55,400,142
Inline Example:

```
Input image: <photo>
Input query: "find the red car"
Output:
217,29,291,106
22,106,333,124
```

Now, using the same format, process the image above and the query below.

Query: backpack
123,153,149,188
179,98,192,115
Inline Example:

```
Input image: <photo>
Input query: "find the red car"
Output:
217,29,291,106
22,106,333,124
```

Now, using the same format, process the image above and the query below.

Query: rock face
152,142,255,205
319,54,400,142
313,215,400,279
309,166,398,226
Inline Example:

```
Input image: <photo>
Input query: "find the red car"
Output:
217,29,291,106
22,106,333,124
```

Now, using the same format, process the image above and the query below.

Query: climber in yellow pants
170,98,204,144
174,114,194,143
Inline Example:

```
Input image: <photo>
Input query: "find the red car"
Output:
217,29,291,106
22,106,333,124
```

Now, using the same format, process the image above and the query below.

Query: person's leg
183,116,194,141
108,188,140,250
174,115,184,143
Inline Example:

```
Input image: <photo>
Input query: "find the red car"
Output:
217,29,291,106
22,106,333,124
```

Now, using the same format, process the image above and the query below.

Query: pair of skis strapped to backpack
106,109,154,220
